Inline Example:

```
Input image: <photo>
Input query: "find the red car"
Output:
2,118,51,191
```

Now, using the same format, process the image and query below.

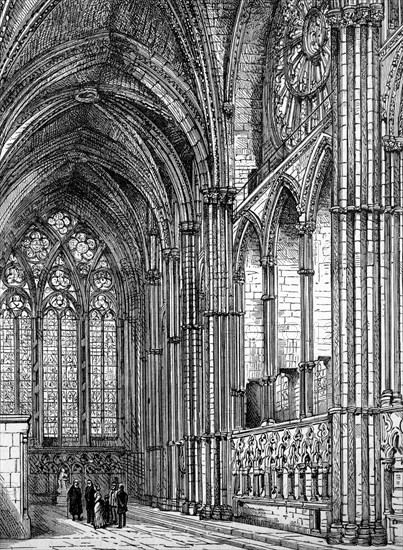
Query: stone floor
0,504,401,550
0,504,278,550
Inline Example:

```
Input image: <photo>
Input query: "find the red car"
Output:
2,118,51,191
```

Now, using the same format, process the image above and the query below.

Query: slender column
261,256,275,424
163,247,181,509
297,221,316,418
382,137,403,405
382,458,395,516
328,2,386,546
145,255,163,503
21,425,30,534
180,221,201,514
231,270,245,429
267,254,277,422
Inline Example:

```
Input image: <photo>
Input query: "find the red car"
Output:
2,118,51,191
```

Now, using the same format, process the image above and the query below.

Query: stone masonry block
1,458,17,473
0,433,13,447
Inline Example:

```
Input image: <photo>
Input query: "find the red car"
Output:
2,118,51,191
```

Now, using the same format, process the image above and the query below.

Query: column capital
202,186,237,205
299,360,317,372
233,269,245,285
145,268,162,285
179,221,200,235
383,135,403,152
223,101,235,118
327,4,384,28
230,388,246,397
167,336,181,344
162,247,180,261
298,268,315,276
296,221,316,235
147,348,163,356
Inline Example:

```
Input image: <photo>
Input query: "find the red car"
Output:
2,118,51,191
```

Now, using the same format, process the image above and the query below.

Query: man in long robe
67,479,83,521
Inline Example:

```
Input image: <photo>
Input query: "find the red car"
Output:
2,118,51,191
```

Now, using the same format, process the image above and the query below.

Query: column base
220,504,233,521
188,501,198,516
199,504,213,520
391,392,403,405
342,523,358,545
180,500,189,514
380,390,393,406
327,523,343,544
371,522,387,546
211,505,222,520
158,498,173,511
357,522,371,546
19,515,31,540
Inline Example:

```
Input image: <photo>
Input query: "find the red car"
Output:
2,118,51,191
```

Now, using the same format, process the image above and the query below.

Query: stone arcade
0,0,402,546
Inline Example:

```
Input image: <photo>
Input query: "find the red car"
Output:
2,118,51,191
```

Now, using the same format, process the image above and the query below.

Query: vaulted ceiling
0,0,275,271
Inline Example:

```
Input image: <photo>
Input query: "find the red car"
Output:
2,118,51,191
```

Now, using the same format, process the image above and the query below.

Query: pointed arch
299,133,332,221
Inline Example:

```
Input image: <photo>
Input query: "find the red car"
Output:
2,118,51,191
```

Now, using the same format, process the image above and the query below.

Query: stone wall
312,179,331,358
244,234,264,380
0,415,30,539
277,201,300,370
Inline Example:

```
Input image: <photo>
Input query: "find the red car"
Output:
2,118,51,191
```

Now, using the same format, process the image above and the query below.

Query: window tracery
0,212,120,446
269,0,331,150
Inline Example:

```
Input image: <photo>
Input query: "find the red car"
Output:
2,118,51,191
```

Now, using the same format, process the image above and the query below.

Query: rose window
269,0,331,150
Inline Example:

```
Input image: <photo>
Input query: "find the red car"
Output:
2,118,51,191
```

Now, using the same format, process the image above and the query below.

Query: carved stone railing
231,419,330,504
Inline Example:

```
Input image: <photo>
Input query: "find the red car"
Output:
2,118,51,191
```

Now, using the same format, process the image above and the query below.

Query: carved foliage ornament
269,0,331,151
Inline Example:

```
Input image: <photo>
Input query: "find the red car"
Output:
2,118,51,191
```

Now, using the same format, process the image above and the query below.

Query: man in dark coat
67,479,83,521
84,480,96,524
116,484,128,528
108,482,118,525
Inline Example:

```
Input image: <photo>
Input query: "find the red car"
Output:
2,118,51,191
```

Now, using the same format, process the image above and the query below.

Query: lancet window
0,212,120,446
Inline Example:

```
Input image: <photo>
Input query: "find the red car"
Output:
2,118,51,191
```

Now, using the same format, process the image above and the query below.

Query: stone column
381,136,403,405
145,259,163,505
179,221,201,514
382,458,395,516
201,186,235,518
231,269,245,429
297,221,316,418
162,247,181,510
261,256,276,424
328,2,386,545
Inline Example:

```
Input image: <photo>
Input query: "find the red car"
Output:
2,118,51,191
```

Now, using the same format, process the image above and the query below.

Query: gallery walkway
0,504,400,550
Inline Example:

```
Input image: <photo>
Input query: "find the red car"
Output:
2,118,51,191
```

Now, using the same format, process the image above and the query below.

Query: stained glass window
0,308,15,414
61,309,78,442
19,312,32,415
0,214,120,444
43,309,58,438
89,256,118,439
90,310,102,437
103,312,117,437
0,252,33,416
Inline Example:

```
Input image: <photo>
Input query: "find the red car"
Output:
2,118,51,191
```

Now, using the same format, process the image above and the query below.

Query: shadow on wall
0,474,26,539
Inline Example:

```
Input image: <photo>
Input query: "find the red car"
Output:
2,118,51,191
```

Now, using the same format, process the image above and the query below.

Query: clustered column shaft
328,2,386,545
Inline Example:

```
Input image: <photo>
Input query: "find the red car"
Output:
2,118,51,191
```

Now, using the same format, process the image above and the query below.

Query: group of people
67,479,128,529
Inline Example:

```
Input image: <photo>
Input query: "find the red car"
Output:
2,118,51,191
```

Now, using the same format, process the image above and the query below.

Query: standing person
67,479,83,521
116,484,128,529
108,482,118,525
84,480,96,524
93,485,107,529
